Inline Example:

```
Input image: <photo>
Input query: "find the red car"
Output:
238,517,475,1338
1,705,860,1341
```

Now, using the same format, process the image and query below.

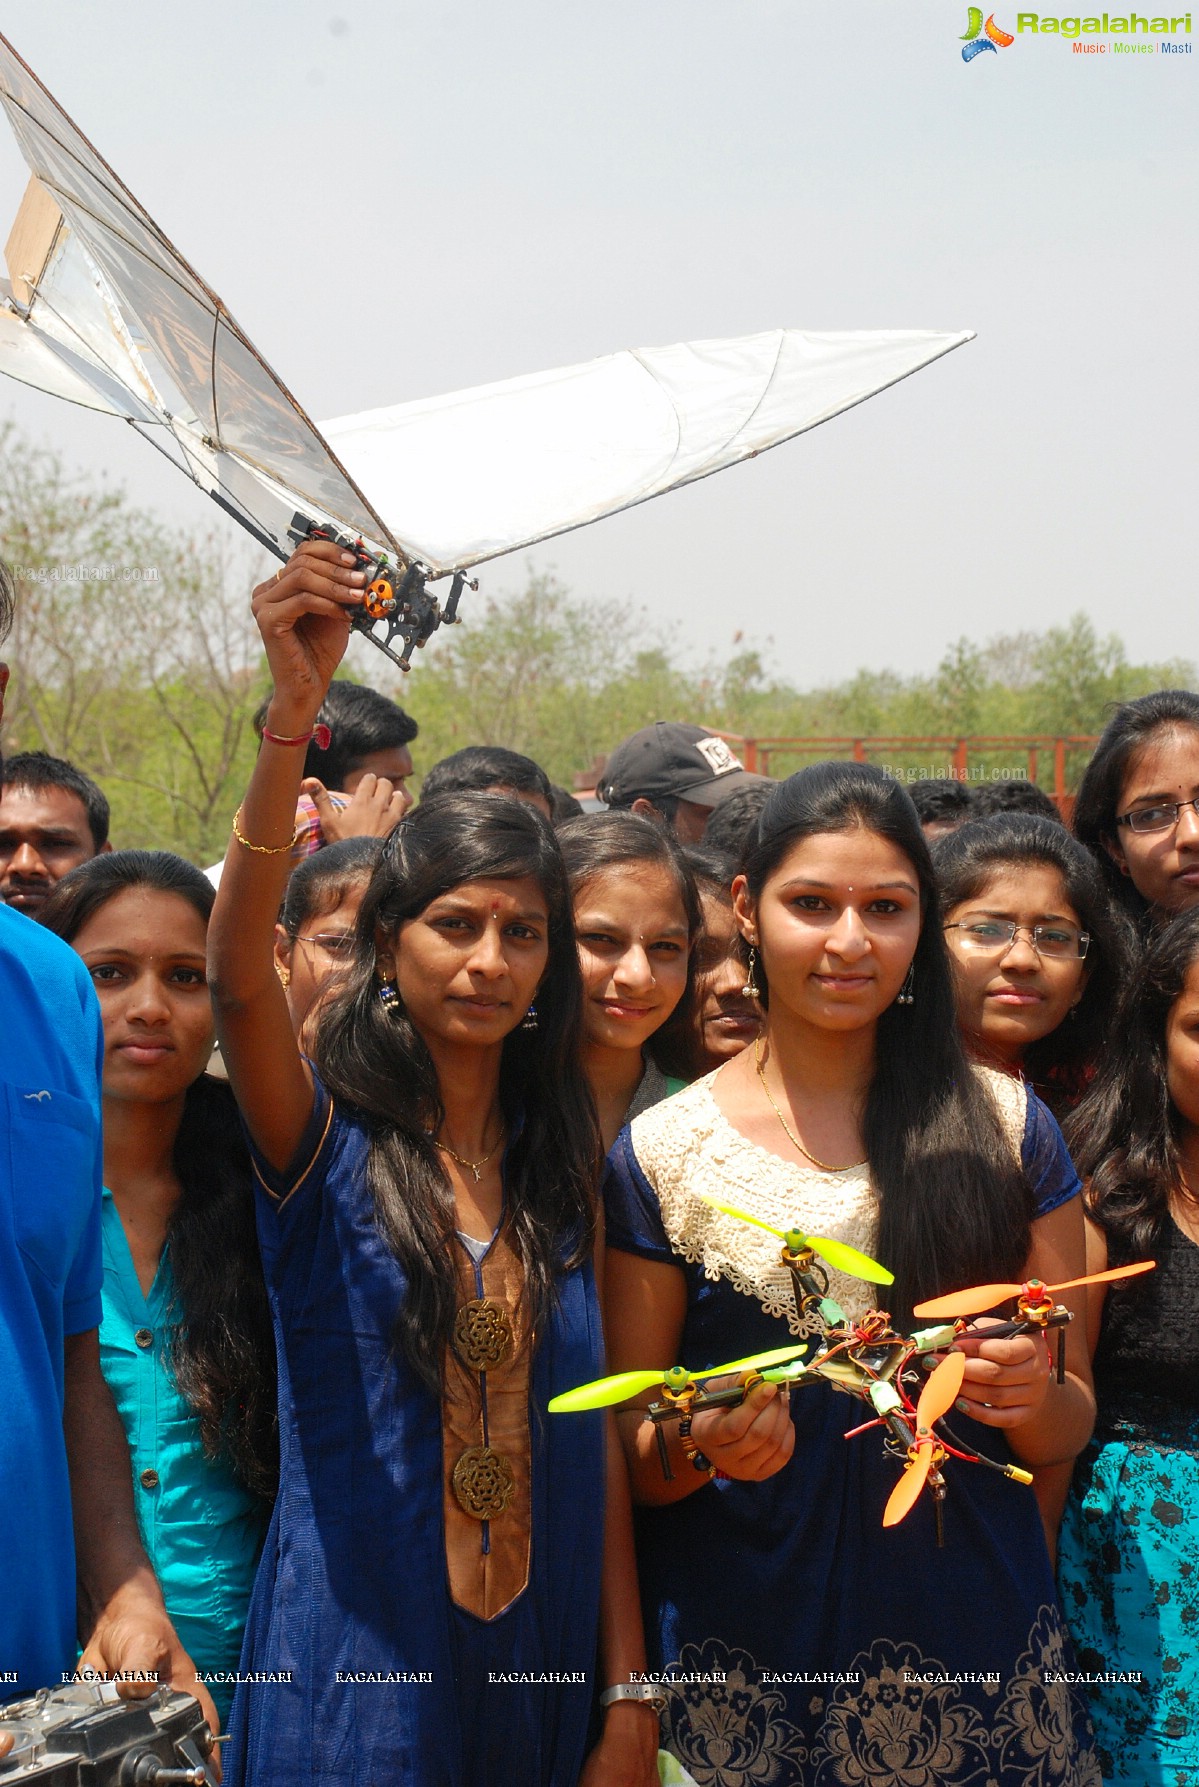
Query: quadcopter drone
551,1195,1154,1544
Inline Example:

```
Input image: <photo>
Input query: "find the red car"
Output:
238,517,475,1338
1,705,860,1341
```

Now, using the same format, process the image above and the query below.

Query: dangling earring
276,963,291,990
377,979,401,1010
896,963,915,1006
521,1001,539,1031
742,946,761,1001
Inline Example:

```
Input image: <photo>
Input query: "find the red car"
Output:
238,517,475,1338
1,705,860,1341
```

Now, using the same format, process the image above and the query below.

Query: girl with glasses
601,762,1101,1787
273,836,381,1040
1056,908,1199,1786
936,816,1134,1119
1074,689,1199,924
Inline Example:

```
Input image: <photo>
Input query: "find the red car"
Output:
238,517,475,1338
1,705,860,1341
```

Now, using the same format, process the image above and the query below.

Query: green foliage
0,426,268,863
398,573,702,788
0,426,1193,858
400,577,1193,795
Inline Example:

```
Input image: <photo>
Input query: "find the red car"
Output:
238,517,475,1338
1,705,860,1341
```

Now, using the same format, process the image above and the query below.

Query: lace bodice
625,1066,1027,1329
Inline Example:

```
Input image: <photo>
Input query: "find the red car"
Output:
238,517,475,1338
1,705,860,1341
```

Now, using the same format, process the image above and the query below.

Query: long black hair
1073,689,1199,921
1064,905,1199,1260
556,811,704,1082
743,762,1032,1323
39,851,277,1500
314,793,600,1394
933,814,1137,1113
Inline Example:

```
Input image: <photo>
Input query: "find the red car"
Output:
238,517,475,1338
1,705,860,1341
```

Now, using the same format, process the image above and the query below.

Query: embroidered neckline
628,1067,1027,1331
631,1075,878,1331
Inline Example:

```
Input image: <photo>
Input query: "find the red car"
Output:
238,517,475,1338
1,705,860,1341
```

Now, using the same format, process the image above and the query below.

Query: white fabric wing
319,328,973,574
0,30,973,586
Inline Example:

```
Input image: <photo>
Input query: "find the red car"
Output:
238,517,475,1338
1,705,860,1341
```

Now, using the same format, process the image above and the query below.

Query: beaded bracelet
231,805,303,856
677,1411,716,1480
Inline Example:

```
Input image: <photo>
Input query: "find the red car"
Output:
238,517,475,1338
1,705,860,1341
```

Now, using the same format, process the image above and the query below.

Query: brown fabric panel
442,1230,532,1621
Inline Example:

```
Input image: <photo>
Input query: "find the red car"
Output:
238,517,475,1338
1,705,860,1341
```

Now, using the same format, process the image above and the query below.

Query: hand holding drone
551,1198,1155,1542
911,1263,1155,1385
286,515,475,673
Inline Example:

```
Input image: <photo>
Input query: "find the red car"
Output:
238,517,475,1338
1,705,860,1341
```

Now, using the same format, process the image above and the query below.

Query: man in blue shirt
0,565,216,1744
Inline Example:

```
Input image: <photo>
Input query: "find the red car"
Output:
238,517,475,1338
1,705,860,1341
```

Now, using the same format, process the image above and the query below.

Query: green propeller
548,1342,811,1413
698,1194,894,1286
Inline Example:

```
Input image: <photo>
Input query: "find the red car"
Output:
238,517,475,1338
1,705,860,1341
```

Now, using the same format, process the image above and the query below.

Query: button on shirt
100,1192,266,1725
0,905,103,1691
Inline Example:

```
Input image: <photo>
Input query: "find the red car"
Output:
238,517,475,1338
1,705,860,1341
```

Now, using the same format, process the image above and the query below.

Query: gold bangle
231,804,302,856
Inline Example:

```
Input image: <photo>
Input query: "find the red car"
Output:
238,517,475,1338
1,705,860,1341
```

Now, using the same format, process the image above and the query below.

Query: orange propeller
882,1351,965,1527
912,1260,1155,1322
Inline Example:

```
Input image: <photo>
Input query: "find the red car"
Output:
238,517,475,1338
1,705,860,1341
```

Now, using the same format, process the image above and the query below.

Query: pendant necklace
434,1128,504,1183
754,1036,868,1174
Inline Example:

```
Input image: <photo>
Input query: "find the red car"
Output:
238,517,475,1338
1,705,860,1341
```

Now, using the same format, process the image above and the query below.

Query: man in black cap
596,721,770,844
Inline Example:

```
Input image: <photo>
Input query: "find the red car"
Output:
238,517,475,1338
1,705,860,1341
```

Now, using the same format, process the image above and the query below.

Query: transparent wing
0,32,399,559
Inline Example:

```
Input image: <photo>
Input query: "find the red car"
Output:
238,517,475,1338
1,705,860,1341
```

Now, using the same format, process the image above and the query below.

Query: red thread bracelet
262,723,331,750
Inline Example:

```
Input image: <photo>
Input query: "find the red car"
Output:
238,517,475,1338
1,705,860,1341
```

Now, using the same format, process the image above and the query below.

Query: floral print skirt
632,1387,1100,1787
1058,1435,1199,1786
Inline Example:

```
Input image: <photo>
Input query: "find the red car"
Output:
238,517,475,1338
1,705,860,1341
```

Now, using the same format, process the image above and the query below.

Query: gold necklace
434,1129,504,1184
754,1037,867,1174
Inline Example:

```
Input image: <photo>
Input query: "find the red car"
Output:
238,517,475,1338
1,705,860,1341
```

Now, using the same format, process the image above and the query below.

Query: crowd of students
1,539,1196,1787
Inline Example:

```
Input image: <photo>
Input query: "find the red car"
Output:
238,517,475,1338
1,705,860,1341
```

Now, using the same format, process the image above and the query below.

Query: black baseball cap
597,722,769,810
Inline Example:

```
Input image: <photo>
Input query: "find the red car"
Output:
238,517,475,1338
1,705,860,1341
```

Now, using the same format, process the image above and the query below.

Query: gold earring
276,963,291,989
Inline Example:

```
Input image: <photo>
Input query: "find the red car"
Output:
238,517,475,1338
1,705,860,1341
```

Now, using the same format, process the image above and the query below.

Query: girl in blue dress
602,762,1101,1787
1057,907,1199,1785
210,538,658,1787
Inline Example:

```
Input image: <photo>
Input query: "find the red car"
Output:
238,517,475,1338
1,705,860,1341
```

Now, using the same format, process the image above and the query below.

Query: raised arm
208,541,366,1170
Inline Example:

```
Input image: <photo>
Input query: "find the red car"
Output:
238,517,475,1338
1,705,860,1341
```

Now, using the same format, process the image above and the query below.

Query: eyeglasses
1116,798,1199,834
293,932,357,958
943,920,1090,960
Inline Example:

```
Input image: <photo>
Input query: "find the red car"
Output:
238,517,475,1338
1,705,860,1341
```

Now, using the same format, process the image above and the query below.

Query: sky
0,1,1194,690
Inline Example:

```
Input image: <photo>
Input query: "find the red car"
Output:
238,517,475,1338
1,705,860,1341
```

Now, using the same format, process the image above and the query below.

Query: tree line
1,426,1191,863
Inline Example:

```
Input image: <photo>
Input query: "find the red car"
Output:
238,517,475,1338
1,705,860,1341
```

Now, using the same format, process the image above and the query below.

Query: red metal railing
714,734,1100,809
575,735,1102,814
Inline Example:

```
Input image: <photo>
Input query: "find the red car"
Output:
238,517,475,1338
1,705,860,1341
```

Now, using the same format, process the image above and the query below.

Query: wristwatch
600,1682,668,1713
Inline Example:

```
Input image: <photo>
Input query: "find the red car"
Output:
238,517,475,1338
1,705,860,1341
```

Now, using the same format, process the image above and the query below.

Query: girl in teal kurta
42,851,277,1728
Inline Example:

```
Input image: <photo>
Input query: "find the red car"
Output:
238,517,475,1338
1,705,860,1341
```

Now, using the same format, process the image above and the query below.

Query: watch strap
600,1682,668,1713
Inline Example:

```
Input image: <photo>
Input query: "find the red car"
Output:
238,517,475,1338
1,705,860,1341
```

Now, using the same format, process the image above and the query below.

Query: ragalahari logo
962,8,1017,56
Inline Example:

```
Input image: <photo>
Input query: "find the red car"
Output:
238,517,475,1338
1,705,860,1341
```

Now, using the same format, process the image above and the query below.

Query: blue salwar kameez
225,1083,605,1787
